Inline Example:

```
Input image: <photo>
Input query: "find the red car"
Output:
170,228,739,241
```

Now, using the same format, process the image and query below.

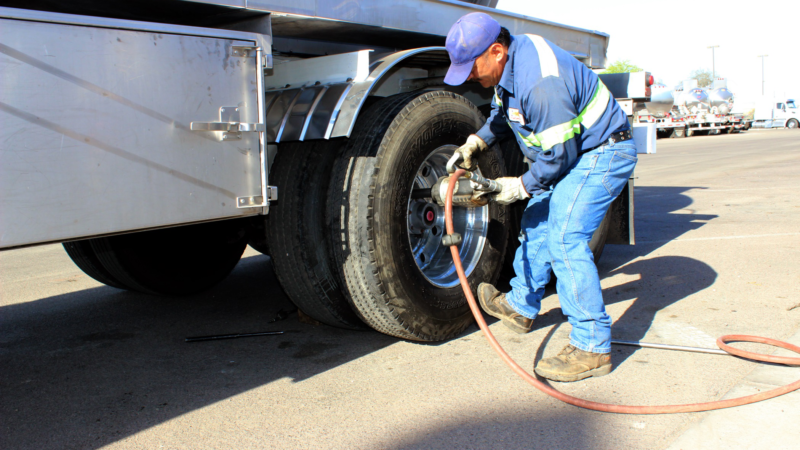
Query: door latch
190,106,264,141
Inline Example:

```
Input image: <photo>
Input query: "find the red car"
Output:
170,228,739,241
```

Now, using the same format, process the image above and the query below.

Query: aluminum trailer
1,0,644,340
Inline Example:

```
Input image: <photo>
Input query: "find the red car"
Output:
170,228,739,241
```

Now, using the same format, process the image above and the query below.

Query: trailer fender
262,47,450,143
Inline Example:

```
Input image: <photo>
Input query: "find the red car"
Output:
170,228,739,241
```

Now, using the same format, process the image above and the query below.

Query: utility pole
707,45,719,79
758,54,768,96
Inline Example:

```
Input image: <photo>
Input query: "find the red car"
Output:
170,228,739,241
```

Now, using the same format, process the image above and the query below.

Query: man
444,12,638,382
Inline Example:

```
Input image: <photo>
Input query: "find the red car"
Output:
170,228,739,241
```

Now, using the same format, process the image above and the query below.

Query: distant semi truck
751,98,799,129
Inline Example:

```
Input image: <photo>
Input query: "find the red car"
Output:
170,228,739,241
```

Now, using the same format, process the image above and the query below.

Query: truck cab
775,100,798,128
753,98,799,129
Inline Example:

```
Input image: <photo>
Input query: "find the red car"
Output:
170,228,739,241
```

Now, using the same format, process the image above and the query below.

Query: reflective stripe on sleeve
579,79,611,129
518,82,612,151
517,129,541,148
526,35,559,78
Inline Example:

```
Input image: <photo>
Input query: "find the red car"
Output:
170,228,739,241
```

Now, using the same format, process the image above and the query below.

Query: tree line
602,60,717,88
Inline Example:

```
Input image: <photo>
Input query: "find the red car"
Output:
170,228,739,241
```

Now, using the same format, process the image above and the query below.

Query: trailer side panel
0,11,267,249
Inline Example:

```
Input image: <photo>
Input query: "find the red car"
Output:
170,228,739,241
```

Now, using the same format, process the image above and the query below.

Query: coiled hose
444,168,800,414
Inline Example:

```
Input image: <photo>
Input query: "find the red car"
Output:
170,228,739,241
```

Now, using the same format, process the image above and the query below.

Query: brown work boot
477,283,533,334
534,344,612,382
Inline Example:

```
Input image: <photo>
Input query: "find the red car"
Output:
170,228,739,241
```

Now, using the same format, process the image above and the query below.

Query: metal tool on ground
611,340,729,356
185,331,284,343
444,166,800,414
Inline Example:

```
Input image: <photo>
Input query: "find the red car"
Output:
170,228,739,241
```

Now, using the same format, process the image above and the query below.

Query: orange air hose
445,168,800,414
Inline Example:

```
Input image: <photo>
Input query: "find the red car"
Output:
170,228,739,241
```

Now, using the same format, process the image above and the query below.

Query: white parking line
689,187,791,192
637,232,800,244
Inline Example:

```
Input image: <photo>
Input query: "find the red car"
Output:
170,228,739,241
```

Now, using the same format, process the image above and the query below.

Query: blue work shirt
475,34,630,195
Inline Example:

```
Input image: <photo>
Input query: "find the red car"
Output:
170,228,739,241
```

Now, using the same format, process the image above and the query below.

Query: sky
496,0,799,112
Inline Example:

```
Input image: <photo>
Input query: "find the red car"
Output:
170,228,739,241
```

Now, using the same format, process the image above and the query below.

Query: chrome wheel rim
407,145,489,288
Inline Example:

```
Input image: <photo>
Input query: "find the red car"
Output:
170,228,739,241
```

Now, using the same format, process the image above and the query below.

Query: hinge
232,46,272,69
236,186,277,209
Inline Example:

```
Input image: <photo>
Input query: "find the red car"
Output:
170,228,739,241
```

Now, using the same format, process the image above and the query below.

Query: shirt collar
497,35,517,95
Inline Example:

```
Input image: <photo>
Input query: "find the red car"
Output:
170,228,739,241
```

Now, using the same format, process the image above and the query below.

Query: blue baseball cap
444,12,502,86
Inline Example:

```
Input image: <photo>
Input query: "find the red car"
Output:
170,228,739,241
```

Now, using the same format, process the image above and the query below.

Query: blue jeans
505,141,638,353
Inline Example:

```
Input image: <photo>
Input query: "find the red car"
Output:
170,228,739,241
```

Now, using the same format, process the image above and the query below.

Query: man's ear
489,43,505,61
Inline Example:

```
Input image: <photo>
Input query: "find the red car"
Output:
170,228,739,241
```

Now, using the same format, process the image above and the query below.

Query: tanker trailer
708,87,733,115
678,81,725,136
636,84,686,138
707,78,747,133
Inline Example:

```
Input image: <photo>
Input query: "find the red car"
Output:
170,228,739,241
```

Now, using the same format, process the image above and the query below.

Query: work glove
490,177,530,205
454,134,488,170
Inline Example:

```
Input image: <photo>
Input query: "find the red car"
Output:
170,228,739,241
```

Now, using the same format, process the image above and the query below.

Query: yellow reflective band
517,82,612,151
517,130,541,148
579,80,611,129
530,119,580,151
494,87,503,107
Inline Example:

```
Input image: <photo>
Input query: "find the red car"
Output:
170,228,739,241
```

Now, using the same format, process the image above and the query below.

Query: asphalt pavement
1,129,799,450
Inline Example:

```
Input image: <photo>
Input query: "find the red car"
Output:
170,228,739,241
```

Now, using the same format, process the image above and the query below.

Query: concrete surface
666,328,800,450
1,129,799,449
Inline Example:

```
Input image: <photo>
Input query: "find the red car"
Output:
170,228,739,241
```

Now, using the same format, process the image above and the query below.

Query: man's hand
490,177,530,205
455,135,488,170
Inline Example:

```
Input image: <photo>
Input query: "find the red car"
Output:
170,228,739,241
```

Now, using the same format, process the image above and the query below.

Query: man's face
468,43,508,88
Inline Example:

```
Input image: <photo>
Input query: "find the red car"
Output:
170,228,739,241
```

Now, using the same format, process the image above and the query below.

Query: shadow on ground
386,407,598,450
504,185,720,365
0,185,715,449
0,254,397,450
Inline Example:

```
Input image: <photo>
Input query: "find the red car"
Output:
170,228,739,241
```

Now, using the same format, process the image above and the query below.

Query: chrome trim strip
325,83,354,140
275,89,302,143
300,86,329,141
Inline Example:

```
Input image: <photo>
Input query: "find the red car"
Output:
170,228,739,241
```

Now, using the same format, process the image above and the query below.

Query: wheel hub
407,145,489,288
408,202,438,234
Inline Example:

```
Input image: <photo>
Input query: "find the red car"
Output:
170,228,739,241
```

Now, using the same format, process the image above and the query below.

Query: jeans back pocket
601,150,637,198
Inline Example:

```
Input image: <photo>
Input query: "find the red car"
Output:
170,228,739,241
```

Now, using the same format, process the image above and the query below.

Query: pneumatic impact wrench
411,151,504,210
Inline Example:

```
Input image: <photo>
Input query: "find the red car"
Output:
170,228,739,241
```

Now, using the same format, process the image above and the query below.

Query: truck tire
63,241,129,290
265,140,363,329
327,91,510,341
788,119,799,129
686,128,694,137
89,220,248,296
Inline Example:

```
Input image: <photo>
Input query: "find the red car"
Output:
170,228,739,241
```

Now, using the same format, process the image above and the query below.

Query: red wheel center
426,210,435,222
